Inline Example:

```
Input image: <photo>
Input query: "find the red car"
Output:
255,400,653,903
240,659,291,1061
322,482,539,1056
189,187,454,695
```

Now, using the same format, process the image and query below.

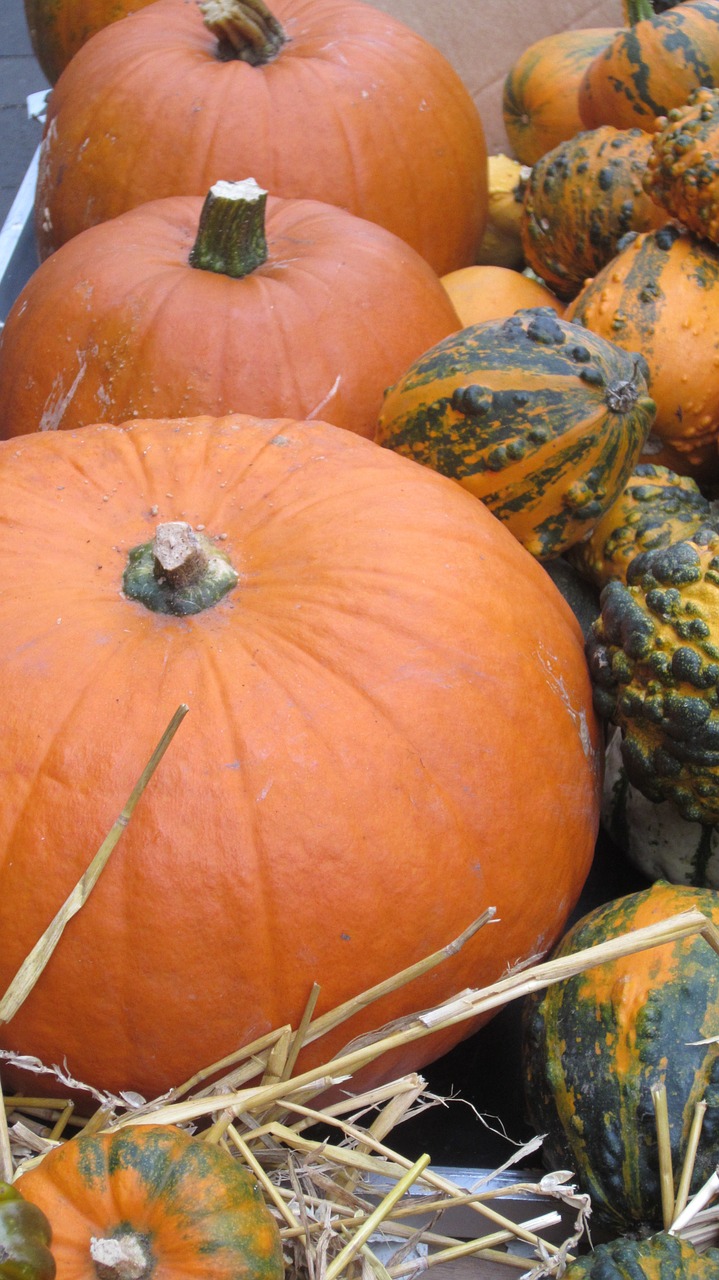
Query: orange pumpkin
0,414,602,1101
23,0,154,84
502,26,620,166
14,1125,284,1280
0,180,460,441
440,266,563,328
33,0,487,275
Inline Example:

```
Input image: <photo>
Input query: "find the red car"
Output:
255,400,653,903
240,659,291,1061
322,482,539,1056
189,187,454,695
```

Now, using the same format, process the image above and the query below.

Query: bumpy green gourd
562,1232,719,1280
568,462,714,589
644,86,719,243
587,527,719,823
0,1181,55,1280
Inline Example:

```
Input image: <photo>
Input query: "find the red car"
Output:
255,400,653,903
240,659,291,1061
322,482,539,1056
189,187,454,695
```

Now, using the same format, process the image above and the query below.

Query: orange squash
0,180,460,441
502,26,620,165
33,0,487,275
14,1125,284,1280
440,265,562,328
0,414,602,1100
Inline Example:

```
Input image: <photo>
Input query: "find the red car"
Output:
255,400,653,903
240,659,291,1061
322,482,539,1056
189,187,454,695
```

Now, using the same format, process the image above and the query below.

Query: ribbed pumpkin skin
568,462,712,589
520,127,668,301
23,0,153,84
522,881,719,1234
0,192,460,441
0,415,602,1100
14,1126,283,1280
588,529,719,824
562,1232,719,1280
375,308,656,561
644,85,719,242
579,0,719,132
566,224,719,482
33,0,487,274
502,28,620,166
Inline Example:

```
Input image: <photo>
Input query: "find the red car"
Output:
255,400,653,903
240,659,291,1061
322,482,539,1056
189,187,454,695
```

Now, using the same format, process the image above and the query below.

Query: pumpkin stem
189,178,269,279
199,0,286,65
622,0,657,23
123,522,239,616
90,1234,151,1280
605,359,649,414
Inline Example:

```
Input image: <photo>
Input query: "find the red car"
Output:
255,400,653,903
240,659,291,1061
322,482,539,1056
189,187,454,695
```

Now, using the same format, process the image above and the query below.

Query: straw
651,1081,675,1230
673,1100,707,1221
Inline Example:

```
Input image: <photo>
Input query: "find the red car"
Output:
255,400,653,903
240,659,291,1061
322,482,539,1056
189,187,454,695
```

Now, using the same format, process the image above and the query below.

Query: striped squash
579,0,719,132
521,880,719,1234
566,224,719,483
375,308,656,560
644,85,719,243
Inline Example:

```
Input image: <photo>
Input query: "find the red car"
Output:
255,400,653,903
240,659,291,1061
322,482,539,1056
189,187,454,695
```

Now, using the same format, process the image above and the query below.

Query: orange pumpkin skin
565,223,719,482
502,27,620,166
33,0,487,275
14,1125,284,1280
0,415,602,1101
0,191,460,441
440,266,563,328
579,0,719,132
23,0,154,84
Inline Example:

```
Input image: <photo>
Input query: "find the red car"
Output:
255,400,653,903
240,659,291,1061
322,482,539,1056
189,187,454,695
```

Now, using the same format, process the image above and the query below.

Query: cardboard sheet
370,1,625,155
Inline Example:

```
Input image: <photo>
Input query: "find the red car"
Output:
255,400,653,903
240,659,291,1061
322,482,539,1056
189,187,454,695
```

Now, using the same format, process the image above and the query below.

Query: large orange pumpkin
0,180,460,441
0,414,601,1102
23,0,154,84
33,0,488,275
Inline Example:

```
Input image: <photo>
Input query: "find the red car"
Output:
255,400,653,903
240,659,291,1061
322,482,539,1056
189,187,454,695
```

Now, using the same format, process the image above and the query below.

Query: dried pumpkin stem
200,0,286,64
124,521,238,616
90,1232,152,1280
190,178,269,279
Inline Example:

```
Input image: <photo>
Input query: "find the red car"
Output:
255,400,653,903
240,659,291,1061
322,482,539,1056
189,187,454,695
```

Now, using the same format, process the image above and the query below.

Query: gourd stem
199,0,286,64
90,1233,151,1280
189,178,269,279
622,1,657,23
123,522,239,616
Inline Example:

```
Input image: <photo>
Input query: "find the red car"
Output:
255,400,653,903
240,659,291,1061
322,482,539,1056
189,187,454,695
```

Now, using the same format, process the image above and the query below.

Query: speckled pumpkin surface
644,85,719,243
521,880,719,1234
568,462,713,590
520,126,668,300
375,307,655,560
566,224,719,482
562,1232,719,1280
588,528,719,824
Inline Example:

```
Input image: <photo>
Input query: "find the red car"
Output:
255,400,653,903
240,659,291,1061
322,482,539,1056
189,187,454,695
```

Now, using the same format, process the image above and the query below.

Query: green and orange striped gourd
644,84,719,242
375,307,656,560
562,1233,719,1280
521,880,719,1234
579,0,719,132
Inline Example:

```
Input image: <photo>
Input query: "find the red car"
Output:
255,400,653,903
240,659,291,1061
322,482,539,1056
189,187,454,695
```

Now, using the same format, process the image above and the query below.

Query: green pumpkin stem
189,178,269,278
123,522,239,616
622,0,658,23
199,0,286,64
